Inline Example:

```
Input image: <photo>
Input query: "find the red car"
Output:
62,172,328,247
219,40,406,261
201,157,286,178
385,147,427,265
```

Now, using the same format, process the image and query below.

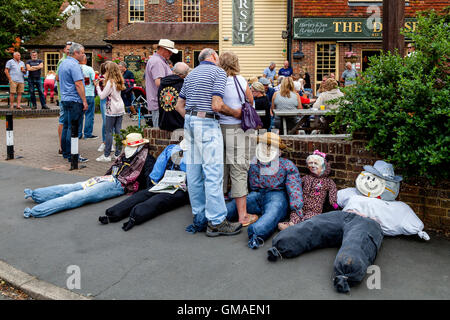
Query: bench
0,77,44,108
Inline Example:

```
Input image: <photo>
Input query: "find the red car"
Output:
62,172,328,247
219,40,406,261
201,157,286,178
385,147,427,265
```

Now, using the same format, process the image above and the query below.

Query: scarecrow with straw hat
23,133,154,218
223,132,304,249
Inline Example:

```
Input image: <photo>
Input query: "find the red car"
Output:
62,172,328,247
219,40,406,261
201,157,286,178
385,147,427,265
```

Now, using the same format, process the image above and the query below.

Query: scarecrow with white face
278,150,338,230
268,160,429,293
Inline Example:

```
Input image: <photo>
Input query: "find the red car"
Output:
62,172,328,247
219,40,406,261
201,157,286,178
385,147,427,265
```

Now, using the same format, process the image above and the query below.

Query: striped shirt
179,61,227,112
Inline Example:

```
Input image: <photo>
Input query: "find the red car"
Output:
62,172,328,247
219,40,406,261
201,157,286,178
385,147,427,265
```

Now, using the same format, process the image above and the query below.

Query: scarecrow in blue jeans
186,132,304,249
268,160,430,293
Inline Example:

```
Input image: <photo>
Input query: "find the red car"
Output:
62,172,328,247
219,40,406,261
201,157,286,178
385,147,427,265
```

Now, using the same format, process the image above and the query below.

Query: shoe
248,235,265,249
241,214,259,227
42,105,50,110
85,135,99,140
30,105,36,110
206,219,242,237
267,247,282,262
67,155,89,163
99,216,109,225
97,143,105,152
96,154,111,162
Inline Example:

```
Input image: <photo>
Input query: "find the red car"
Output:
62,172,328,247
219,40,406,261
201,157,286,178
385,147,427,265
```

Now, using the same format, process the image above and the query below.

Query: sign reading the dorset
293,18,416,40
233,0,254,45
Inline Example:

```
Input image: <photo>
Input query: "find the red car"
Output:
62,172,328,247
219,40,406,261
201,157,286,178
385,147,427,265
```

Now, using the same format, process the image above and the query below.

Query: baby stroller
130,86,153,127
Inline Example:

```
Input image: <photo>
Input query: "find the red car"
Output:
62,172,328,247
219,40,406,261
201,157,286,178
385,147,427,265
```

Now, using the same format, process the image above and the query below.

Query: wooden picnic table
256,108,331,135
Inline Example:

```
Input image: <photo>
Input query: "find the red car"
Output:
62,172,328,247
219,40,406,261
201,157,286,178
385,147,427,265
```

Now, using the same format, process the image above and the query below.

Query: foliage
113,125,148,149
0,0,88,58
331,7,450,181
95,54,107,63
133,69,145,87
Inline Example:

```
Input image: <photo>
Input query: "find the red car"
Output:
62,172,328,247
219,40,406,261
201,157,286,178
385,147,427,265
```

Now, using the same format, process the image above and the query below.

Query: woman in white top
313,78,344,110
218,51,258,227
94,62,126,162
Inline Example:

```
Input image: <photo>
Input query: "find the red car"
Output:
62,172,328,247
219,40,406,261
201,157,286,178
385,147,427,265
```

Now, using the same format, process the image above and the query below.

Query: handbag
233,76,263,131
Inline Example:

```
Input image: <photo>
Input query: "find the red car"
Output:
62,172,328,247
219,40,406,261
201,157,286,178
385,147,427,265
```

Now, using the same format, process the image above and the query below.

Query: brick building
104,0,219,69
291,0,449,94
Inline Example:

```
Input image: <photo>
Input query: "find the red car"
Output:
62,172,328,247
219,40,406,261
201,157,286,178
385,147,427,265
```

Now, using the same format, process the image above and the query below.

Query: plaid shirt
105,144,149,194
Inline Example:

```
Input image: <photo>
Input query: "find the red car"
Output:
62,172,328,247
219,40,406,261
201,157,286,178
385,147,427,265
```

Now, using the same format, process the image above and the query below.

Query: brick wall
112,43,219,68
143,127,450,236
294,0,450,18
106,0,218,34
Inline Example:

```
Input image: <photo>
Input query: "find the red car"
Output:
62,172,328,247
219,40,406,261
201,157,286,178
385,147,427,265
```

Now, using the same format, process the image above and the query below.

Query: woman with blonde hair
251,81,271,130
271,77,302,132
313,78,344,110
218,51,258,227
94,62,126,162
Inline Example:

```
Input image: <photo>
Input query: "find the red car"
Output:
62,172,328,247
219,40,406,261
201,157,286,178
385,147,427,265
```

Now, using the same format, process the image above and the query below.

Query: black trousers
105,188,189,225
269,211,384,290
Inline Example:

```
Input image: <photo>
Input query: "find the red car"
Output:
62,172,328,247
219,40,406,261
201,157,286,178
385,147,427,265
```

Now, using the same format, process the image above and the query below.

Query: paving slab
0,162,449,300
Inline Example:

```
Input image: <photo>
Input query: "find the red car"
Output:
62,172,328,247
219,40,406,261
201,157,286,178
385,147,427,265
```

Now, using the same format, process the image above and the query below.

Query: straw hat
256,132,287,149
122,133,149,158
255,132,286,164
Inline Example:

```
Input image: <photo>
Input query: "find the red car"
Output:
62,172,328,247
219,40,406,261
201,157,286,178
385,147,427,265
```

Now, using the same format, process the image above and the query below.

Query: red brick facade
106,0,218,35
292,0,449,92
143,128,450,236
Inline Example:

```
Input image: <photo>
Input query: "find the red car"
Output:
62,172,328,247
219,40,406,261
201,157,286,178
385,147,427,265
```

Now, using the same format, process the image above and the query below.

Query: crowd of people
16,38,430,294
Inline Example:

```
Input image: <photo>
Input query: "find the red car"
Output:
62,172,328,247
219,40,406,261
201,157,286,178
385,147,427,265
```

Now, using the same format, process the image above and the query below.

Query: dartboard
159,86,179,112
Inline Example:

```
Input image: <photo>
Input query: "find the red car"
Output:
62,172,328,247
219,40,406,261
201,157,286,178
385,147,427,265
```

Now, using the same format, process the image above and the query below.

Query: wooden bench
0,77,44,108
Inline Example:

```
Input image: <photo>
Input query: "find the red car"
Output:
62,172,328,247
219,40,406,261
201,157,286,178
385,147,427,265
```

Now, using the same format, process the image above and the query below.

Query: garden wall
143,128,450,236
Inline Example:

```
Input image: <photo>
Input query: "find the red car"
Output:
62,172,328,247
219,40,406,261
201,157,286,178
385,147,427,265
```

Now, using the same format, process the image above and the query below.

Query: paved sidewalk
1,162,449,300
0,113,137,177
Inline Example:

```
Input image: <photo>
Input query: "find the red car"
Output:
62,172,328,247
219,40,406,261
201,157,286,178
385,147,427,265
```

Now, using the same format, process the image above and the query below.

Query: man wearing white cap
145,39,178,128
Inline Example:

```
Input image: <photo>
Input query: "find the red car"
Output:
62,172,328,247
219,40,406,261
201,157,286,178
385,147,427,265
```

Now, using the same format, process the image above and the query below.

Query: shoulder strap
233,76,245,104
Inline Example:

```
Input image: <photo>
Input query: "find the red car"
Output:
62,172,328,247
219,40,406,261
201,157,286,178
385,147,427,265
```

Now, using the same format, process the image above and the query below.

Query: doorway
362,50,381,71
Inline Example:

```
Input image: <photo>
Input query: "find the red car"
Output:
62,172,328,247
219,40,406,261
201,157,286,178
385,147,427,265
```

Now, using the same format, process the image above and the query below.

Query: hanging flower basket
95,54,107,63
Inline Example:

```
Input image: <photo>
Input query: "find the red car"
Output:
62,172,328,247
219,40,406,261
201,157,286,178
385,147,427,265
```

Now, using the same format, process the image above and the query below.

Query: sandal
278,221,294,231
14,105,23,110
242,214,259,227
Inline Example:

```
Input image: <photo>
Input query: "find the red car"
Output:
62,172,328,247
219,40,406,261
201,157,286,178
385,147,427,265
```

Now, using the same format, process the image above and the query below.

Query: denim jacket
150,144,186,184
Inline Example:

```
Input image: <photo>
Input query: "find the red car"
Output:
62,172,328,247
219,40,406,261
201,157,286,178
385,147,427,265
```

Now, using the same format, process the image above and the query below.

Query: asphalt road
1,162,449,299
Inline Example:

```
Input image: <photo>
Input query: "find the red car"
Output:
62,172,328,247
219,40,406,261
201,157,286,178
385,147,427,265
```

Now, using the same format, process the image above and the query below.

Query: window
129,0,145,23
85,52,93,67
315,42,338,94
183,0,200,23
45,52,60,75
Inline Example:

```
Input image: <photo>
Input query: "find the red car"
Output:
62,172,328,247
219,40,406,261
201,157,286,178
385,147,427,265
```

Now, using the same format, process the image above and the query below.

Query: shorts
10,81,24,94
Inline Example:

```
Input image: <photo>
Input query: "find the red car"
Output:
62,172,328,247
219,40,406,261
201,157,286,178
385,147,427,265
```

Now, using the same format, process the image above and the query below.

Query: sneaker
67,155,89,163
85,135,99,140
96,154,111,162
206,219,242,237
42,105,50,110
97,143,105,152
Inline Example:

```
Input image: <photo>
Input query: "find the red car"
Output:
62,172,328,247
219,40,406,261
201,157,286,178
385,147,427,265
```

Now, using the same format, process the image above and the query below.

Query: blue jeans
28,78,46,107
184,114,227,226
269,211,384,292
227,190,289,241
61,101,84,159
83,96,96,138
23,178,125,218
100,98,106,142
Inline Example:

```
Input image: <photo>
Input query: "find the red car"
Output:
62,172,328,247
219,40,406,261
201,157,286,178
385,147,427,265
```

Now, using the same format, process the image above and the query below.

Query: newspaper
149,170,186,194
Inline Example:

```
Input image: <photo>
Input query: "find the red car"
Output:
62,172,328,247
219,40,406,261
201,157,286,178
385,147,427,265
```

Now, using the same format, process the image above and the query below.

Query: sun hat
158,39,178,54
363,160,402,182
256,132,287,150
122,133,149,158
255,143,279,164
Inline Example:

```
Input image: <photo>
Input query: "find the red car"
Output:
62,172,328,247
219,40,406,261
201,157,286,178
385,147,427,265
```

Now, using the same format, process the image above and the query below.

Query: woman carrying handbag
218,51,259,227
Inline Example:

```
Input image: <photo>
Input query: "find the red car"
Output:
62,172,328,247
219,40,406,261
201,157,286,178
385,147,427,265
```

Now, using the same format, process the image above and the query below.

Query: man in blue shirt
58,42,89,162
263,62,277,84
278,60,293,77
340,62,358,87
175,48,242,237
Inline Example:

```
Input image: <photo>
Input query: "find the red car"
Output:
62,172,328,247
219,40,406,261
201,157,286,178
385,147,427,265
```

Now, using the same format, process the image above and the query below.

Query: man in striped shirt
175,48,242,237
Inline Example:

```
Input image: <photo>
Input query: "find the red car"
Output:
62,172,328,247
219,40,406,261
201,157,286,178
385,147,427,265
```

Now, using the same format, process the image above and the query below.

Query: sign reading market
293,17,416,40
233,0,254,45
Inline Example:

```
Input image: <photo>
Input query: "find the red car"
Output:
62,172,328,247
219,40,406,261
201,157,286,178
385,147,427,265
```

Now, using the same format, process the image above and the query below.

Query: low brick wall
143,128,450,236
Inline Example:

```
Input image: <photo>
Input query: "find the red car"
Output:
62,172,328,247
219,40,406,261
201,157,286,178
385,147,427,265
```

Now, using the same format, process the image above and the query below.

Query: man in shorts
4,52,26,109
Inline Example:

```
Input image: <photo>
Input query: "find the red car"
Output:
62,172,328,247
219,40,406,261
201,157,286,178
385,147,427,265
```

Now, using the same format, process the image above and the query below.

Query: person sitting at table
312,78,344,110
271,77,302,132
